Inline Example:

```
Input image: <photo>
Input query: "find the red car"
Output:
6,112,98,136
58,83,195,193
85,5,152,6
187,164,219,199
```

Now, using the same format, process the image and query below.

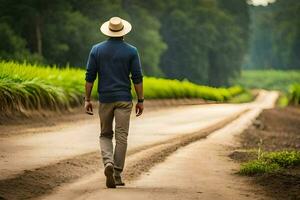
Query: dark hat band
109,25,124,32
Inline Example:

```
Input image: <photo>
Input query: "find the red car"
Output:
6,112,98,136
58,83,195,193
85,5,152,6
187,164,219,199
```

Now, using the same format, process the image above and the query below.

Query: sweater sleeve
130,48,143,84
85,47,98,83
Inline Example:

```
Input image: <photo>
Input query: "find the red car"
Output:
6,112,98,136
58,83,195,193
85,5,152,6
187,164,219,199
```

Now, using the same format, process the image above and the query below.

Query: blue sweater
85,38,143,103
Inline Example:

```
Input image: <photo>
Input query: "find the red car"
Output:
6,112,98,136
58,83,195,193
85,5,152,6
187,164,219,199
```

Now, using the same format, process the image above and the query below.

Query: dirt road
1,99,248,179
0,91,278,200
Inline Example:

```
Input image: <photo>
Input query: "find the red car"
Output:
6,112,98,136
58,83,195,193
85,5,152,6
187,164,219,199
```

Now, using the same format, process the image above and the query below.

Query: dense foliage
244,0,300,70
232,70,300,92
0,61,244,115
0,0,250,86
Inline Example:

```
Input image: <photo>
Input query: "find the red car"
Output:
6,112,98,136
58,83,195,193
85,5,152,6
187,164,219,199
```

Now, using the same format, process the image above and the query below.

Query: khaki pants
98,101,133,177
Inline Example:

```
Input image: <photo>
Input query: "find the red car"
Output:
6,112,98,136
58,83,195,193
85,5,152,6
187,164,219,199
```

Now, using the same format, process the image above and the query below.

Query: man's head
100,17,132,37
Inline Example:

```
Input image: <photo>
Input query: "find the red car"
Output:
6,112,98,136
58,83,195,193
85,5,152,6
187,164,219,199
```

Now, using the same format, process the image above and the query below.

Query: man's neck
109,37,124,41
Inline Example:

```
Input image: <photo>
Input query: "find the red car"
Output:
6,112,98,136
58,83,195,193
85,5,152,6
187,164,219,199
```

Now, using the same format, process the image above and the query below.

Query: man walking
84,17,144,188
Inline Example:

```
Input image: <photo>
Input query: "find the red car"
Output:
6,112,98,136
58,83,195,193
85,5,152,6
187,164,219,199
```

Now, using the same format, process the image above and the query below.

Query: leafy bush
239,150,300,175
277,94,289,107
288,84,300,105
263,151,300,168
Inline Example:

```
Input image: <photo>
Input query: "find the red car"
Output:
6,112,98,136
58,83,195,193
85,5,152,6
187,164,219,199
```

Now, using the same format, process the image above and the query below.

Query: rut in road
0,102,246,179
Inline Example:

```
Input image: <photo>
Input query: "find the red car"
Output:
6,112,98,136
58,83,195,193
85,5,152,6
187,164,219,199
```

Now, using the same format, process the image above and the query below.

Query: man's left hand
135,103,144,117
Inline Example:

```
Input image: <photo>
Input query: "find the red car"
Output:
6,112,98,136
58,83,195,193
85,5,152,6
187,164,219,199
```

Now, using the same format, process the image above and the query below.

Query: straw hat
100,17,132,37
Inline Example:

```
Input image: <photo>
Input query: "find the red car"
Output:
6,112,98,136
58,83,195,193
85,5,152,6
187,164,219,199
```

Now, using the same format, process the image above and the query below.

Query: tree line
1,0,250,86
244,0,300,70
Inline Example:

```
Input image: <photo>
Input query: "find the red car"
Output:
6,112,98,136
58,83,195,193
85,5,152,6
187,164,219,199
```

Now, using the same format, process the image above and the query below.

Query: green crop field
0,61,245,115
233,70,300,106
232,70,300,92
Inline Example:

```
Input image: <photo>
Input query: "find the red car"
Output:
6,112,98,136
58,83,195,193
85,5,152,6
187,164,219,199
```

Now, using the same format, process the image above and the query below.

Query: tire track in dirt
0,110,247,200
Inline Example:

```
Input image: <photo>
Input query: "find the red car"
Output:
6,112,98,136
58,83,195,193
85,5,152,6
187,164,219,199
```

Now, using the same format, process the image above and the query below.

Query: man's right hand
85,100,93,115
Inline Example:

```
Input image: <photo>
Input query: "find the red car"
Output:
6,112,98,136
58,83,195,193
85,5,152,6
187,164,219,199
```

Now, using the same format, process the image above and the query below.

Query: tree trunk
208,51,219,87
35,15,42,56
122,0,130,10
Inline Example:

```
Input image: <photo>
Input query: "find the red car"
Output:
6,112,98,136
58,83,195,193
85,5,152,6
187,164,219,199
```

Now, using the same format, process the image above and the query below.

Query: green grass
0,78,71,112
288,83,300,105
0,61,245,115
0,61,87,114
232,70,300,92
233,70,300,105
239,150,300,175
277,94,289,107
228,90,254,103
264,151,300,167
240,160,281,175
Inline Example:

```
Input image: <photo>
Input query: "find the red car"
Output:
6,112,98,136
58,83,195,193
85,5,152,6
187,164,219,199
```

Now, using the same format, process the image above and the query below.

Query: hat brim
100,19,132,37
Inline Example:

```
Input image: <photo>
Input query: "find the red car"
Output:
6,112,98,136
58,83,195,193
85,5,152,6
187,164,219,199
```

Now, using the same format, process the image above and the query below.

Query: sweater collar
108,37,124,42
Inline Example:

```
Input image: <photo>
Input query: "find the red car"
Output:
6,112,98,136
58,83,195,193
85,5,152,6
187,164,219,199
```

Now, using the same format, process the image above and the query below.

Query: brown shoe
114,175,125,186
104,163,116,188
